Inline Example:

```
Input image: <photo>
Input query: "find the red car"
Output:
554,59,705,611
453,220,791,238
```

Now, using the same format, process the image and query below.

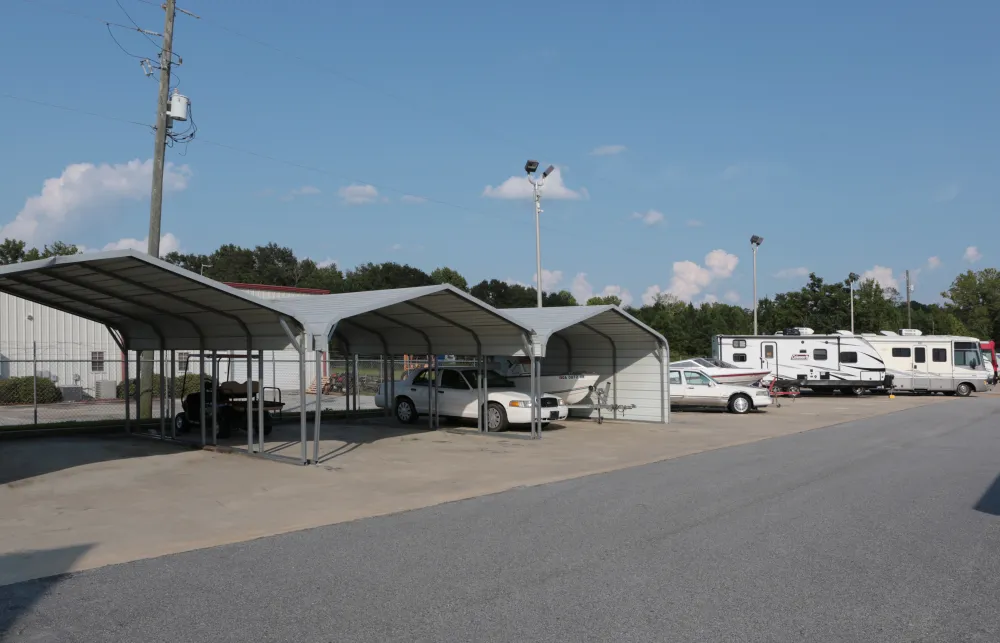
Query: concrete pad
0,393,960,585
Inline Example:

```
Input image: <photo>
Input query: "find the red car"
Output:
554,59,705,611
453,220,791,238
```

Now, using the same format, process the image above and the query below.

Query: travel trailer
860,330,993,396
712,328,892,394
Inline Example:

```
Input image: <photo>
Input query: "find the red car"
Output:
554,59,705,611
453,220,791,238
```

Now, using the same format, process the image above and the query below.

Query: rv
712,328,891,394
860,330,993,396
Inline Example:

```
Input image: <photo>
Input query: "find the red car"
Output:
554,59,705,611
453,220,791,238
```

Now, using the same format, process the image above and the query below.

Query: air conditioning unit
879,330,898,336
796,327,815,335
59,386,83,402
96,380,118,400
899,328,923,336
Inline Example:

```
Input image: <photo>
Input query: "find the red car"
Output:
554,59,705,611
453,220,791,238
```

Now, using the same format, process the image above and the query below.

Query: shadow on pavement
974,473,1000,515
0,436,183,486
0,544,93,637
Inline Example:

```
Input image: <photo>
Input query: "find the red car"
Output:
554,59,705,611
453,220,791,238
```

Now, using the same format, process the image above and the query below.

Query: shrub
0,377,63,405
116,374,213,399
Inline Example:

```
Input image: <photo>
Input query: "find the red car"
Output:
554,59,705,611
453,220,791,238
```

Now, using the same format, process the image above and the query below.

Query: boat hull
708,370,770,386
509,373,600,405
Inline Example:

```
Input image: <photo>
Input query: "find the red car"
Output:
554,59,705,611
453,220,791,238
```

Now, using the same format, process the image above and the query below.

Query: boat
670,357,770,386
488,356,600,405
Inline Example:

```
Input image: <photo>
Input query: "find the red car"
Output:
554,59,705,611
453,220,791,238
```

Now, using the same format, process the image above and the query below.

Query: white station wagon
375,366,568,432
670,368,772,414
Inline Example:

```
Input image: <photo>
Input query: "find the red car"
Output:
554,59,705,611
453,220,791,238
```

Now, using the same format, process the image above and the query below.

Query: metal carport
277,284,542,451
501,305,670,426
0,250,309,461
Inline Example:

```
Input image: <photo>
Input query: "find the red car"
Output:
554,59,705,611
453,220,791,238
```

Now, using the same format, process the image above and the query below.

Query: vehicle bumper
507,405,568,424
753,393,773,408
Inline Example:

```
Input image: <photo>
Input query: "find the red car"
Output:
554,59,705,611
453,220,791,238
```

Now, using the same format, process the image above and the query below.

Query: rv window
840,352,858,363
733,339,747,348
669,371,681,385
914,347,926,363
954,346,981,368
891,347,911,358
813,349,828,361
764,345,774,359
732,353,747,362
932,348,947,362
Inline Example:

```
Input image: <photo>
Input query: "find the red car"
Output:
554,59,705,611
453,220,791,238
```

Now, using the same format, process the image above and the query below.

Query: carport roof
501,305,668,354
281,285,536,356
0,250,301,351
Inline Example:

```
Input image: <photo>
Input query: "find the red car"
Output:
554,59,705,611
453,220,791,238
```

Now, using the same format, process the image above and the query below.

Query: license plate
548,411,558,420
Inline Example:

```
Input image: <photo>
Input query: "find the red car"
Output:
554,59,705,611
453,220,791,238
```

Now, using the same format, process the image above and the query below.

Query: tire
728,394,752,414
395,397,418,424
174,412,190,434
486,401,509,432
851,386,866,396
956,382,973,397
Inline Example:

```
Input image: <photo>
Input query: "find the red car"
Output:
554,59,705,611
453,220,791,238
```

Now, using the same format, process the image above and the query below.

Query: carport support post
246,346,254,454
199,347,207,447
476,352,483,431
210,350,217,446
170,349,176,438
659,342,668,424
353,353,359,414
427,354,433,430
389,355,395,419
299,332,307,464
313,341,322,464
258,349,265,455
159,346,166,439
482,356,488,432
124,344,131,434
135,352,141,427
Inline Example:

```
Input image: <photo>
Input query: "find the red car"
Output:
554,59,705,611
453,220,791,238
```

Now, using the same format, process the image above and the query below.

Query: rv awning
0,250,302,351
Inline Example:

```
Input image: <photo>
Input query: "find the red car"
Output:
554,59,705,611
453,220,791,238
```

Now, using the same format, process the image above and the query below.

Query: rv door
911,344,931,390
761,341,778,376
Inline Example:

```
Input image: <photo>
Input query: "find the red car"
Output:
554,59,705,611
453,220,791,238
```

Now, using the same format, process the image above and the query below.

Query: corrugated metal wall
543,332,666,423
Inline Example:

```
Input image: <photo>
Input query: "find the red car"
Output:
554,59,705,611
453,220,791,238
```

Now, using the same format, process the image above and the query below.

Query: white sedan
670,368,772,413
375,367,568,431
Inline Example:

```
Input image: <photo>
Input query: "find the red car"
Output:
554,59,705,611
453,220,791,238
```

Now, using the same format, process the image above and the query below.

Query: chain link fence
0,353,477,429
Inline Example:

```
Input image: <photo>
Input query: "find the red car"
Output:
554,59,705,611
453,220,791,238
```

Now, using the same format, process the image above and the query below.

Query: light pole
750,235,764,335
848,272,860,334
525,160,555,308
200,262,212,276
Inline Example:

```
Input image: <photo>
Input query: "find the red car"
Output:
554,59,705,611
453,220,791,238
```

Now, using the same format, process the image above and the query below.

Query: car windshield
464,369,516,388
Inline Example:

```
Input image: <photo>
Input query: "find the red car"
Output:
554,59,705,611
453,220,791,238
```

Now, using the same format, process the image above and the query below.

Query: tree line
1,238,996,359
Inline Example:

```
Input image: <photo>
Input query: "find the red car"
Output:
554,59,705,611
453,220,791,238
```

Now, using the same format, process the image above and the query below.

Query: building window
840,351,858,364
914,347,925,363
91,351,105,373
176,352,190,370
932,348,947,362
732,353,747,362
891,347,911,358
813,349,828,360
733,339,747,348
764,345,774,359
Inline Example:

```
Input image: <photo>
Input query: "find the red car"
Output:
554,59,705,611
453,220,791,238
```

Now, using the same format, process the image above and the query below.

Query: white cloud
644,249,740,303
483,167,584,200
934,182,960,203
532,269,563,292
389,243,403,252
400,194,427,204
102,233,181,256
861,265,899,291
774,266,809,279
631,209,664,226
503,277,530,288
701,294,719,304
724,290,740,304
589,144,627,156
281,185,320,201
338,183,379,205
926,256,941,270
963,246,982,263
686,219,704,227
1,159,191,246
570,272,632,307
317,258,338,269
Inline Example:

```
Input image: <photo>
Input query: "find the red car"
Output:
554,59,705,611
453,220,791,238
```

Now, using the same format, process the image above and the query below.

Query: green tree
0,238,26,265
853,278,901,333
344,262,435,291
587,295,622,306
942,268,1000,340
430,266,468,291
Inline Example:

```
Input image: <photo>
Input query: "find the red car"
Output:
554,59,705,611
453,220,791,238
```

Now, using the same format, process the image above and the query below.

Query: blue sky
2,0,997,307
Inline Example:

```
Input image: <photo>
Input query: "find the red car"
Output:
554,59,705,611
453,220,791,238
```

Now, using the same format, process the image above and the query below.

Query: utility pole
140,0,177,419
750,235,764,335
905,269,912,329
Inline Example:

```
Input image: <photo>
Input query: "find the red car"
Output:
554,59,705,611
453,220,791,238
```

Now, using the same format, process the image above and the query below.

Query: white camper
712,328,891,394
861,329,992,396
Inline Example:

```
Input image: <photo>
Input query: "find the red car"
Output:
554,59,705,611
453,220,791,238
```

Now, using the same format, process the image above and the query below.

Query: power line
19,0,159,34
0,92,152,130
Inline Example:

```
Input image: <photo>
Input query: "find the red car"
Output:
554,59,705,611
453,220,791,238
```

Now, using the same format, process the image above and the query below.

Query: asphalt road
3,397,1000,642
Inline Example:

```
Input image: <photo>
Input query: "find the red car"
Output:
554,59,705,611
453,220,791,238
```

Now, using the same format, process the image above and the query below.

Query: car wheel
956,382,973,397
486,402,508,432
395,397,418,424
728,394,752,414
174,412,190,434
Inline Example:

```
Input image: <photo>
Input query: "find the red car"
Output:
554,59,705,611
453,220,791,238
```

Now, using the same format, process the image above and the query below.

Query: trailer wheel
174,412,190,434
956,382,973,397
850,386,866,396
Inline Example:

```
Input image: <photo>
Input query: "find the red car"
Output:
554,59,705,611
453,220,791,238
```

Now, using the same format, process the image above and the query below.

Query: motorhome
712,328,891,394
861,330,993,396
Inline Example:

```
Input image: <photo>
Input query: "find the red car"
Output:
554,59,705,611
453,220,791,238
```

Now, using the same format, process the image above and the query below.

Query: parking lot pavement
0,392,958,585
